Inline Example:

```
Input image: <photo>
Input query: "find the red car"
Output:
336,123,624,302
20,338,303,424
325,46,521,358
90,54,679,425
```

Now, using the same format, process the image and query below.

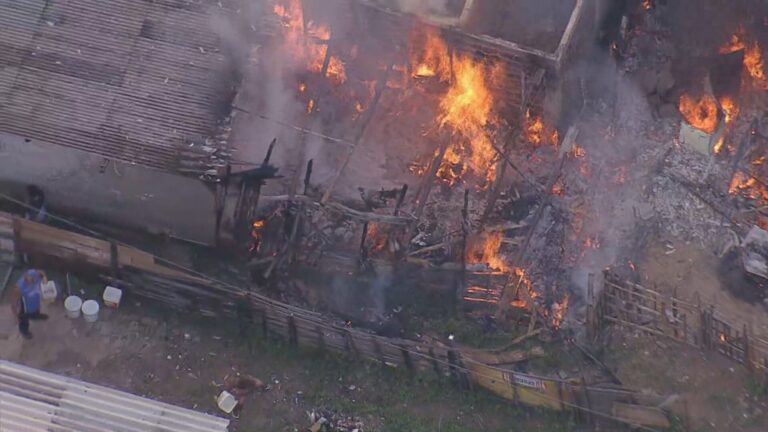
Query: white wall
0,132,216,244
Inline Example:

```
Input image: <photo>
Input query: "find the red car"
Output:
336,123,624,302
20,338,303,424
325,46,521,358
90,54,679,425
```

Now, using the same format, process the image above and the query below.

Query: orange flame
466,231,508,272
437,54,498,185
551,294,570,330
407,27,500,186
713,95,740,154
551,178,565,196
367,223,388,253
679,93,718,134
410,29,451,80
510,267,538,309
729,171,768,201
524,110,558,147
273,0,347,85
719,27,767,89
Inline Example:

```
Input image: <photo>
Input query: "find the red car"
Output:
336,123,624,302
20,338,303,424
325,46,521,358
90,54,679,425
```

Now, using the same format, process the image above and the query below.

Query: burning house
209,0,609,331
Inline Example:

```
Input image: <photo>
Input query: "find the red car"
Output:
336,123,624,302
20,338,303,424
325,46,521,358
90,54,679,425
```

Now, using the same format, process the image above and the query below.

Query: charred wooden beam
321,61,393,204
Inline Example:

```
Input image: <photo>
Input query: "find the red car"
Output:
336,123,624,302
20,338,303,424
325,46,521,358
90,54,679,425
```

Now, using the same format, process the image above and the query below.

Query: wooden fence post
288,315,298,347
744,324,752,370
580,377,594,425
400,344,414,376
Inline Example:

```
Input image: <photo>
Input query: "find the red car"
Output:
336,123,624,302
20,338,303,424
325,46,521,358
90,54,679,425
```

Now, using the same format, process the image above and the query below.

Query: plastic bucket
64,296,83,319
81,300,99,323
217,391,237,414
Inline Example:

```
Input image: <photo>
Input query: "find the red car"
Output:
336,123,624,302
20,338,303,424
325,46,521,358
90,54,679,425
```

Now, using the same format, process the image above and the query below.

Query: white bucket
81,300,99,323
217,391,238,414
64,296,83,319
102,286,123,308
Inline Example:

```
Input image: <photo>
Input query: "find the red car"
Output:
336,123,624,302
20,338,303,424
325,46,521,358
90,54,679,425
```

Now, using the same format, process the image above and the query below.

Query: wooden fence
0,212,673,428
593,271,768,380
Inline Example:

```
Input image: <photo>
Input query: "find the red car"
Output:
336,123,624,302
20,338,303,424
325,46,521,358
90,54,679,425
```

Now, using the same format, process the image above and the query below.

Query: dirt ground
0,292,579,432
600,236,768,432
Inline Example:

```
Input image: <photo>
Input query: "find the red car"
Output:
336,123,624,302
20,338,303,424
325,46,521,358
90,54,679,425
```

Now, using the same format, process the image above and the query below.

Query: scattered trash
306,409,363,432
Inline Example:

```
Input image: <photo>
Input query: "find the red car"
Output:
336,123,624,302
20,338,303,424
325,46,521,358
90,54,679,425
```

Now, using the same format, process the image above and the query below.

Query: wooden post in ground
457,189,470,313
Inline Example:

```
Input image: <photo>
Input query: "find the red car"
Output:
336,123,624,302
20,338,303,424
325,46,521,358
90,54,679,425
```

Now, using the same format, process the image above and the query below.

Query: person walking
9,269,49,339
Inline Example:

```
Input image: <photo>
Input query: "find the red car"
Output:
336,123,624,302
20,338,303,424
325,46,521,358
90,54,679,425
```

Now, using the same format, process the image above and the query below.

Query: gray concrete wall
0,132,216,245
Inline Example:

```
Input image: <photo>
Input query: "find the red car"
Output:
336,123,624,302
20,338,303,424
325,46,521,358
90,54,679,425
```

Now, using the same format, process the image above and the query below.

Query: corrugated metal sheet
0,0,236,173
0,360,230,432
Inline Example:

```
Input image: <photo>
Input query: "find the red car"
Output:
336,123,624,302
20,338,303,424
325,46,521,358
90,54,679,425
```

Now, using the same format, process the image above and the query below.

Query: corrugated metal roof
0,0,236,173
0,360,230,432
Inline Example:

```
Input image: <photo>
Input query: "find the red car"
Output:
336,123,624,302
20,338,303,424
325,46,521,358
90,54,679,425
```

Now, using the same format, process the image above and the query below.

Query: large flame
273,0,347,85
679,93,718,134
438,54,498,182
408,27,500,186
411,29,452,79
719,27,768,89
466,231,508,272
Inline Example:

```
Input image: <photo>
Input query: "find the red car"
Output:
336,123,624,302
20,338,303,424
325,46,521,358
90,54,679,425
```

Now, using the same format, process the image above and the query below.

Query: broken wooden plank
612,402,671,428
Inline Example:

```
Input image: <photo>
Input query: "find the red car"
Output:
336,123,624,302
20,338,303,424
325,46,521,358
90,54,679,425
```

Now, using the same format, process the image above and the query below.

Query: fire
249,218,267,253
272,0,347,85
509,267,538,309
719,333,727,343
571,143,586,159
641,0,652,11
714,95,740,154
367,224,388,253
410,29,451,80
729,171,768,201
435,146,468,186
524,110,558,147
406,26,501,186
437,53,498,184
679,93,718,134
466,231,508,272
719,27,768,89
525,110,544,145
551,294,569,330
551,178,565,196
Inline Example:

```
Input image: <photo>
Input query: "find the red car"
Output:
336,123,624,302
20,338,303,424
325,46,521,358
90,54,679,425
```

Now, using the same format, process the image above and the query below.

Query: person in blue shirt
9,269,49,339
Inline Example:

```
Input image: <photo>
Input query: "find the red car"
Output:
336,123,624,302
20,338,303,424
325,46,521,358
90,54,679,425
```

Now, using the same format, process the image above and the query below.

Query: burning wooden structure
216,0,603,334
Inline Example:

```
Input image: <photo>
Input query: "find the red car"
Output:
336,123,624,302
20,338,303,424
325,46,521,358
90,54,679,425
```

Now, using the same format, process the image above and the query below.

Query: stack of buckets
64,286,121,322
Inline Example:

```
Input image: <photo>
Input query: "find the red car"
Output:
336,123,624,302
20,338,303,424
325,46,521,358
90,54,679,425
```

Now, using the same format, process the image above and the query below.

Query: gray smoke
395,0,453,16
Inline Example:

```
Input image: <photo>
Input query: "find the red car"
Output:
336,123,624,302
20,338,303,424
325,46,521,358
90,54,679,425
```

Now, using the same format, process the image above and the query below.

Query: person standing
9,269,49,339
25,185,47,223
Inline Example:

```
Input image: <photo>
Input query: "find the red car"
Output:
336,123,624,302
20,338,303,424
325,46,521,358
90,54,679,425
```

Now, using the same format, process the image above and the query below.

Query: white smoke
395,0,453,16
